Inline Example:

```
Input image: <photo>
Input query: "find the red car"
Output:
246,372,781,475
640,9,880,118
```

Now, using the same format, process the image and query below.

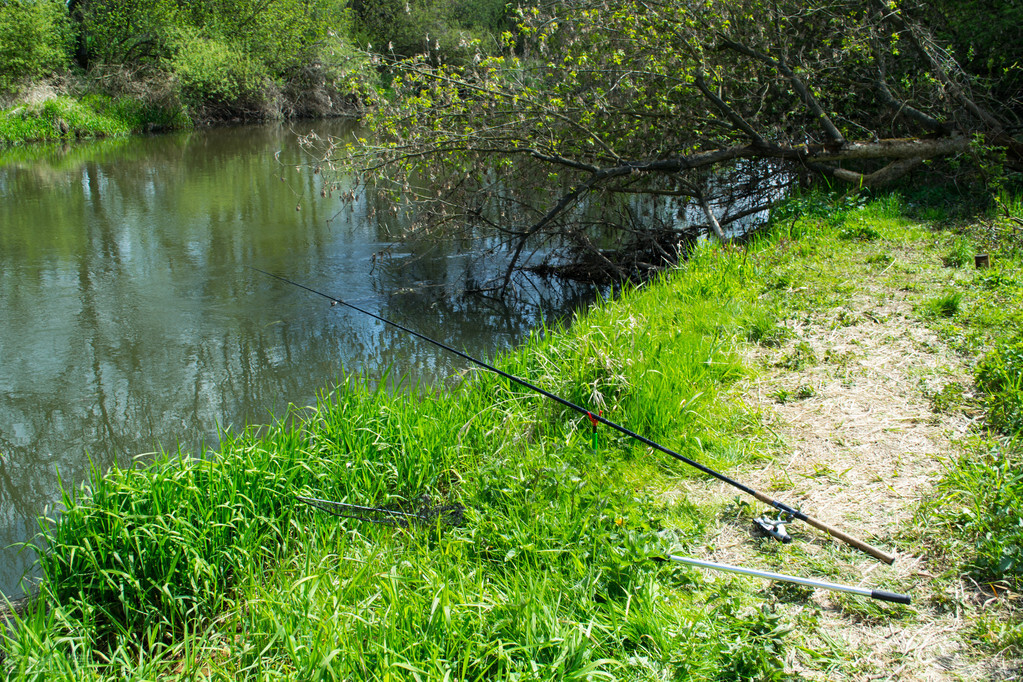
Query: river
0,121,595,597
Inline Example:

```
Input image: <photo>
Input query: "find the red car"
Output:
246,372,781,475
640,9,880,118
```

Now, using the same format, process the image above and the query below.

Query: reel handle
800,511,896,564
750,491,897,564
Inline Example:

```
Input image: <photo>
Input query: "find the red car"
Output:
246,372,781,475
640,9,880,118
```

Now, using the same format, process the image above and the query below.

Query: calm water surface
0,121,593,596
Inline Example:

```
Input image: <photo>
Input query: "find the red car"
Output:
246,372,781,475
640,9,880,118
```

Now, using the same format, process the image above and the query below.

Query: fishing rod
664,555,910,604
253,268,897,565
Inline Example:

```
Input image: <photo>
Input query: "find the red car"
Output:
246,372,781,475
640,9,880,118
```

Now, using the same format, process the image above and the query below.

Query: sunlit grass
4,232,793,679
0,95,190,146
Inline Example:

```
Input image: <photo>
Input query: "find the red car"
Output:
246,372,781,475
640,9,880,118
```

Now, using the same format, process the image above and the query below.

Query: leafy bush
977,336,1023,436
76,0,180,65
168,33,269,114
0,0,70,93
926,0,1023,105
350,0,508,61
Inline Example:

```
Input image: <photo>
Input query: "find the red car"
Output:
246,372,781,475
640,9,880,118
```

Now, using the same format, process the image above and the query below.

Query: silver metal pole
666,555,911,604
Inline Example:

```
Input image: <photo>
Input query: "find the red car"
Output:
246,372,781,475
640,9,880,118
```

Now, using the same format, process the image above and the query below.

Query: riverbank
0,0,382,148
3,190,1022,679
0,87,189,146
0,73,368,147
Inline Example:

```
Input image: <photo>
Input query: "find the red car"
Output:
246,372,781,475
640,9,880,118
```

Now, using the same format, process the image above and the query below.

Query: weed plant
922,291,963,319
921,439,1023,581
976,336,1023,435
942,236,974,268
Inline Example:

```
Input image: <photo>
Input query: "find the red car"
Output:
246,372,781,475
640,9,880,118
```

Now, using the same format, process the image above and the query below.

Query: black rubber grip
871,590,911,604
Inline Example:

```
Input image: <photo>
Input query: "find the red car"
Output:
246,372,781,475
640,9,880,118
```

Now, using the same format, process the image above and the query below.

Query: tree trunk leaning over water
311,0,1021,292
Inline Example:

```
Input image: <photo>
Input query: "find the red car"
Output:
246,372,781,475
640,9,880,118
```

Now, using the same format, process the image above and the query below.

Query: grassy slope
0,94,192,146
3,190,1022,679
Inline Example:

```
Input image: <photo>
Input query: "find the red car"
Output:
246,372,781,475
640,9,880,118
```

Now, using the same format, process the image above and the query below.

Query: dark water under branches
0,121,597,597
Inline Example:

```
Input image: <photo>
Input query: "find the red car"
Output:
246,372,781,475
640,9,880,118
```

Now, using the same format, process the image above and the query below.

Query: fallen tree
311,0,1021,291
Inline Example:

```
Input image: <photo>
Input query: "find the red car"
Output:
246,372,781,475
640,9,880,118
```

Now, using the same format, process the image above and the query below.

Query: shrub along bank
3,190,1022,678
0,0,516,147
0,0,379,146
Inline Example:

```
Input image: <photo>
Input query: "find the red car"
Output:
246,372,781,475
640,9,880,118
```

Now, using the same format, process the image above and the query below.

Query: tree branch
718,36,846,147
694,72,767,147
698,192,727,241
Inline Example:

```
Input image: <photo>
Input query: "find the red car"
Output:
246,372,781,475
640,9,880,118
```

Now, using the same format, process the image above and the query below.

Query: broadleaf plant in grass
921,441,1023,582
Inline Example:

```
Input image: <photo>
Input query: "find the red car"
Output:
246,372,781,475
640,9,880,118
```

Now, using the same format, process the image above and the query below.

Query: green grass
922,290,963,319
942,235,974,268
976,336,1023,435
920,440,1023,582
0,94,190,146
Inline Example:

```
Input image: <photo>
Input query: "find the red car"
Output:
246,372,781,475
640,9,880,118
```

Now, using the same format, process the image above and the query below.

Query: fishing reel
754,512,793,544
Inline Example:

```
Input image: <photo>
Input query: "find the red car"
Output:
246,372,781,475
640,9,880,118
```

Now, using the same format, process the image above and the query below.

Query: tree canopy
318,0,1022,290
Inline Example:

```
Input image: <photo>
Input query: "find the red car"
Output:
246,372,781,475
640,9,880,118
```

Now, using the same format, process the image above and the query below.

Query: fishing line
253,267,896,564
297,496,465,527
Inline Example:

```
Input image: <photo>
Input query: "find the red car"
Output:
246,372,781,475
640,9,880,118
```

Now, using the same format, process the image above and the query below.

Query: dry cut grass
676,235,1021,680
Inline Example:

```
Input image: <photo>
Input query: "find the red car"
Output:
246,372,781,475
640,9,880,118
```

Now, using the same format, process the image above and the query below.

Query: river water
0,121,594,597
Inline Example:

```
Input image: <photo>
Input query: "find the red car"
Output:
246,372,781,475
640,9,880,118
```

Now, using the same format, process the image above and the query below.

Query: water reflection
0,122,595,597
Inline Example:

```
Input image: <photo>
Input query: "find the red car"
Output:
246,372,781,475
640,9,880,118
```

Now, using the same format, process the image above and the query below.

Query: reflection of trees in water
0,121,595,596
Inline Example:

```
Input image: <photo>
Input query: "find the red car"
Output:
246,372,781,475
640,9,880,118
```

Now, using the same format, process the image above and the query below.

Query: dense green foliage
3,0,1020,153
0,0,518,137
349,0,510,60
928,0,1023,104
0,0,378,136
0,0,69,92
